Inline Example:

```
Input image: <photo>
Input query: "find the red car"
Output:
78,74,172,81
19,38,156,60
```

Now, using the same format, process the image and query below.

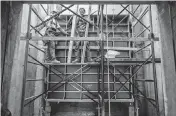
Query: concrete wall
1,1,11,108
1,1,23,110
142,5,165,116
157,2,176,116
1,2,46,116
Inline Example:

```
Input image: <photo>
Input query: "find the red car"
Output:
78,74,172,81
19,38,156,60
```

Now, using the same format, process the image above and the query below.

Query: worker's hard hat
79,8,85,12
50,11,57,15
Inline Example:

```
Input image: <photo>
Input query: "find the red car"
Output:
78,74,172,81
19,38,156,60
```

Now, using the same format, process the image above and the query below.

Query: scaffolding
20,2,161,116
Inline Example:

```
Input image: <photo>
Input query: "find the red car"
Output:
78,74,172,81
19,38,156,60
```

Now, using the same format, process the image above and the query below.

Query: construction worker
72,8,94,63
37,11,69,63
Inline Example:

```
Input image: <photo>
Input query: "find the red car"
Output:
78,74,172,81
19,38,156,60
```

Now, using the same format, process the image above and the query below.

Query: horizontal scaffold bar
49,73,131,75
42,58,161,65
109,58,161,63
48,91,130,92
46,98,134,103
48,82,130,84
20,36,159,41
55,46,149,51
43,62,142,66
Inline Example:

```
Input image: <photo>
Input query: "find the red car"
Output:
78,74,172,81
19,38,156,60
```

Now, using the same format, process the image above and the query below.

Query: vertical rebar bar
20,4,32,116
149,5,160,116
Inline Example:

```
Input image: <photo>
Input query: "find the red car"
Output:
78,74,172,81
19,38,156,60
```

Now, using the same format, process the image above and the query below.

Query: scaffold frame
20,2,161,116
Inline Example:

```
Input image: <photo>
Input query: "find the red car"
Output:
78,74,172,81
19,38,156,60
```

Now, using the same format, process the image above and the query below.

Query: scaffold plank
21,36,159,41
48,91,130,92
42,62,140,66
42,58,161,65
135,79,154,82
109,58,161,63
56,46,148,51
48,82,130,84
46,99,134,103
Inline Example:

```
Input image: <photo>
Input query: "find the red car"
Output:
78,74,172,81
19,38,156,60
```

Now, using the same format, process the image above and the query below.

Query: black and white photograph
1,0,176,116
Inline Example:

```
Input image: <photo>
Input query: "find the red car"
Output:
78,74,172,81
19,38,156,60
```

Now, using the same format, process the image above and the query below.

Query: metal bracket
26,32,32,40
148,33,155,40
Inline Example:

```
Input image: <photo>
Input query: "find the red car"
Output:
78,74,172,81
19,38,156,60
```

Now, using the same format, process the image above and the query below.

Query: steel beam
29,43,45,53
22,0,157,4
30,25,43,36
40,4,48,15
133,43,151,54
46,99,134,102
31,6,43,22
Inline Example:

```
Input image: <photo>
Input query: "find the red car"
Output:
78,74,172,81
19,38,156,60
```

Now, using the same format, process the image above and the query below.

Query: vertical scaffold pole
148,5,160,116
106,4,111,116
100,4,105,116
97,5,101,116
67,5,79,63
20,4,32,116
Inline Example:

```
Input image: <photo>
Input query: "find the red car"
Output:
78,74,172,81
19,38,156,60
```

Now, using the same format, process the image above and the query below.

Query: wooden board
21,36,159,41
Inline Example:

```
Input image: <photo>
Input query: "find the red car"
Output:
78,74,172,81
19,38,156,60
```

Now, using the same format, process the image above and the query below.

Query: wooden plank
42,58,161,65
49,73,131,75
67,5,78,63
22,0,157,4
46,99,134,103
56,46,148,51
43,62,139,66
135,79,154,82
109,58,161,63
21,36,159,41
81,5,91,63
